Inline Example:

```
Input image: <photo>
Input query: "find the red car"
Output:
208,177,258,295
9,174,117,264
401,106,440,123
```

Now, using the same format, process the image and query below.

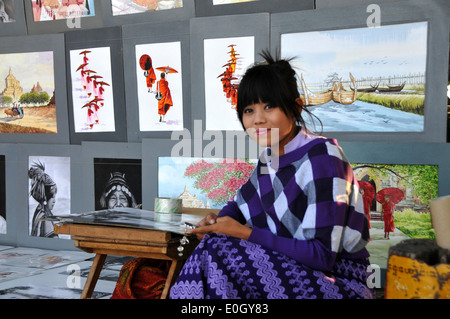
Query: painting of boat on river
282,21,427,133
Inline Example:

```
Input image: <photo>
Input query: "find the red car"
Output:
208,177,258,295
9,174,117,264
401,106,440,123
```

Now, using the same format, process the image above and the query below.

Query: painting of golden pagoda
0,51,57,134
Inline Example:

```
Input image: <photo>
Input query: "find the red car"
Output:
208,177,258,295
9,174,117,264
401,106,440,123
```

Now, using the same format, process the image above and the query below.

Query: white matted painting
27,155,70,238
204,36,254,131
158,157,256,209
135,41,183,131
281,22,427,133
69,47,116,133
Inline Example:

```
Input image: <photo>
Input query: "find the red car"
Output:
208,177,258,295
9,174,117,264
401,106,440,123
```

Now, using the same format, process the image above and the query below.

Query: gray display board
0,0,27,37
194,0,314,17
189,13,270,133
14,144,82,251
122,20,192,141
65,26,128,144
0,143,18,246
0,33,70,144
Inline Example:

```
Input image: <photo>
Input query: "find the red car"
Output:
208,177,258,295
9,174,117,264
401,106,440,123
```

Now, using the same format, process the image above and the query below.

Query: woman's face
47,196,56,210
242,102,296,156
107,190,129,208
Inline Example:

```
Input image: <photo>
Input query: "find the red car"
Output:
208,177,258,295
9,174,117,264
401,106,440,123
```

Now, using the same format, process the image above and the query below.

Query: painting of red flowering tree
184,158,255,206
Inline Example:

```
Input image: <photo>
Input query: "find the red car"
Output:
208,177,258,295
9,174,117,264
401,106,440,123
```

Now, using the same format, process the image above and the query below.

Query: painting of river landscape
281,21,427,133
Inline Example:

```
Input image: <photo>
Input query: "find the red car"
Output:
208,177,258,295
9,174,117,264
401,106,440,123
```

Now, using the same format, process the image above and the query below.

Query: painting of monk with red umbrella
376,187,404,239
358,181,375,229
155,66,177,123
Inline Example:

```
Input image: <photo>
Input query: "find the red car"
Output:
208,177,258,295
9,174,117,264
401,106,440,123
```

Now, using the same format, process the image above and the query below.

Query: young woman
170,51,374,299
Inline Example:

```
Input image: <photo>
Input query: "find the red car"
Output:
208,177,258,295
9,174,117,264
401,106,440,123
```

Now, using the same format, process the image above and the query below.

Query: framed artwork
79,141,142,213
135,41,184,131
195,0,314,16
65,26,127,144
142,135,257,210
271,1,449,142
14,144,82,251
24,0,103,34
93,157,142,211
190,13,270,132
0,144,16,246
341,141,450,278
0,0,27,37
204,36,254,131
27,155,71,239
0,34,69,144
100,0,195,27
122,20,191,141
282,22,427,133
158,156,257,210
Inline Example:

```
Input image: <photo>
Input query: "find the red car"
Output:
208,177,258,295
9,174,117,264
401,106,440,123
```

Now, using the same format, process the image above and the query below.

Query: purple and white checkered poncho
170,137,375,299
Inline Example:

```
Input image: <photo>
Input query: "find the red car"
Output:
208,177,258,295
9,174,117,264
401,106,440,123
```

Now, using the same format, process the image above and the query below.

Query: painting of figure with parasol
135,41,183,131
377,187,404,239
139,54,156,93
155,66,177,123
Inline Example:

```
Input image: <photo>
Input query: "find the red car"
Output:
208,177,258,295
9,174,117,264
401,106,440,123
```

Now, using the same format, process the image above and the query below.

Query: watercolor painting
0,0,15,22
281,22,427,133
158,156,438,268
0,51,56,134
93,158,142,210
111,0,182,16
70,47,115,133
28,156,71,238
213,0,259,5
158,157,257,209
135,41,183,131
204,36,254,131
354,162,438,267
31,0,95,21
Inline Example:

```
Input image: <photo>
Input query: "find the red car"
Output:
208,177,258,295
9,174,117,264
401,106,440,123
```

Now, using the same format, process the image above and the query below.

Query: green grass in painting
357,93,425,115
394,209,435,239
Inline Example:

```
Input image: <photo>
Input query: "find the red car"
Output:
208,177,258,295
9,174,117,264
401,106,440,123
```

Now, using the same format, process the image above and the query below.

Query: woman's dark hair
236,50,321,132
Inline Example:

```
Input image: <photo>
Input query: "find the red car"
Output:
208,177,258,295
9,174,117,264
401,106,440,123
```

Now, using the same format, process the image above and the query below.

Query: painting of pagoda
0,51,57,134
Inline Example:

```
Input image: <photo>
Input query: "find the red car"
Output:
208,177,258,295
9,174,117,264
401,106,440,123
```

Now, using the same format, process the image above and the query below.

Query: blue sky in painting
281,22,427,86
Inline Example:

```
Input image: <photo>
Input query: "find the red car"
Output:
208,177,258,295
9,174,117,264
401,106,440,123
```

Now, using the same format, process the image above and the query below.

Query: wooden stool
54,223,199,299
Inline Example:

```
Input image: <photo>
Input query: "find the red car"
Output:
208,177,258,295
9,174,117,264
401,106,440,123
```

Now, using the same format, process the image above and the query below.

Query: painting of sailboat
282,22,427,133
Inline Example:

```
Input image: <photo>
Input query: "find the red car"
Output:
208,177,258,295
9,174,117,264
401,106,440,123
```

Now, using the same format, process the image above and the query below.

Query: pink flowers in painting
184,159,255,205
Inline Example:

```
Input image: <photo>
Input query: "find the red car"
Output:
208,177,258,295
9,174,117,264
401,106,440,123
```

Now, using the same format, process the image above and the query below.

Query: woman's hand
190,216,251,241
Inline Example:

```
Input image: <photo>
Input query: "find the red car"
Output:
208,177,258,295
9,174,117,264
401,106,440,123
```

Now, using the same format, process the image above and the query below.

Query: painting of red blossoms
158,157,256,209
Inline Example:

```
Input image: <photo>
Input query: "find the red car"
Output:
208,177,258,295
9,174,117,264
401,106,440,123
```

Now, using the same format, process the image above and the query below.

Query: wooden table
54,223,199,299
